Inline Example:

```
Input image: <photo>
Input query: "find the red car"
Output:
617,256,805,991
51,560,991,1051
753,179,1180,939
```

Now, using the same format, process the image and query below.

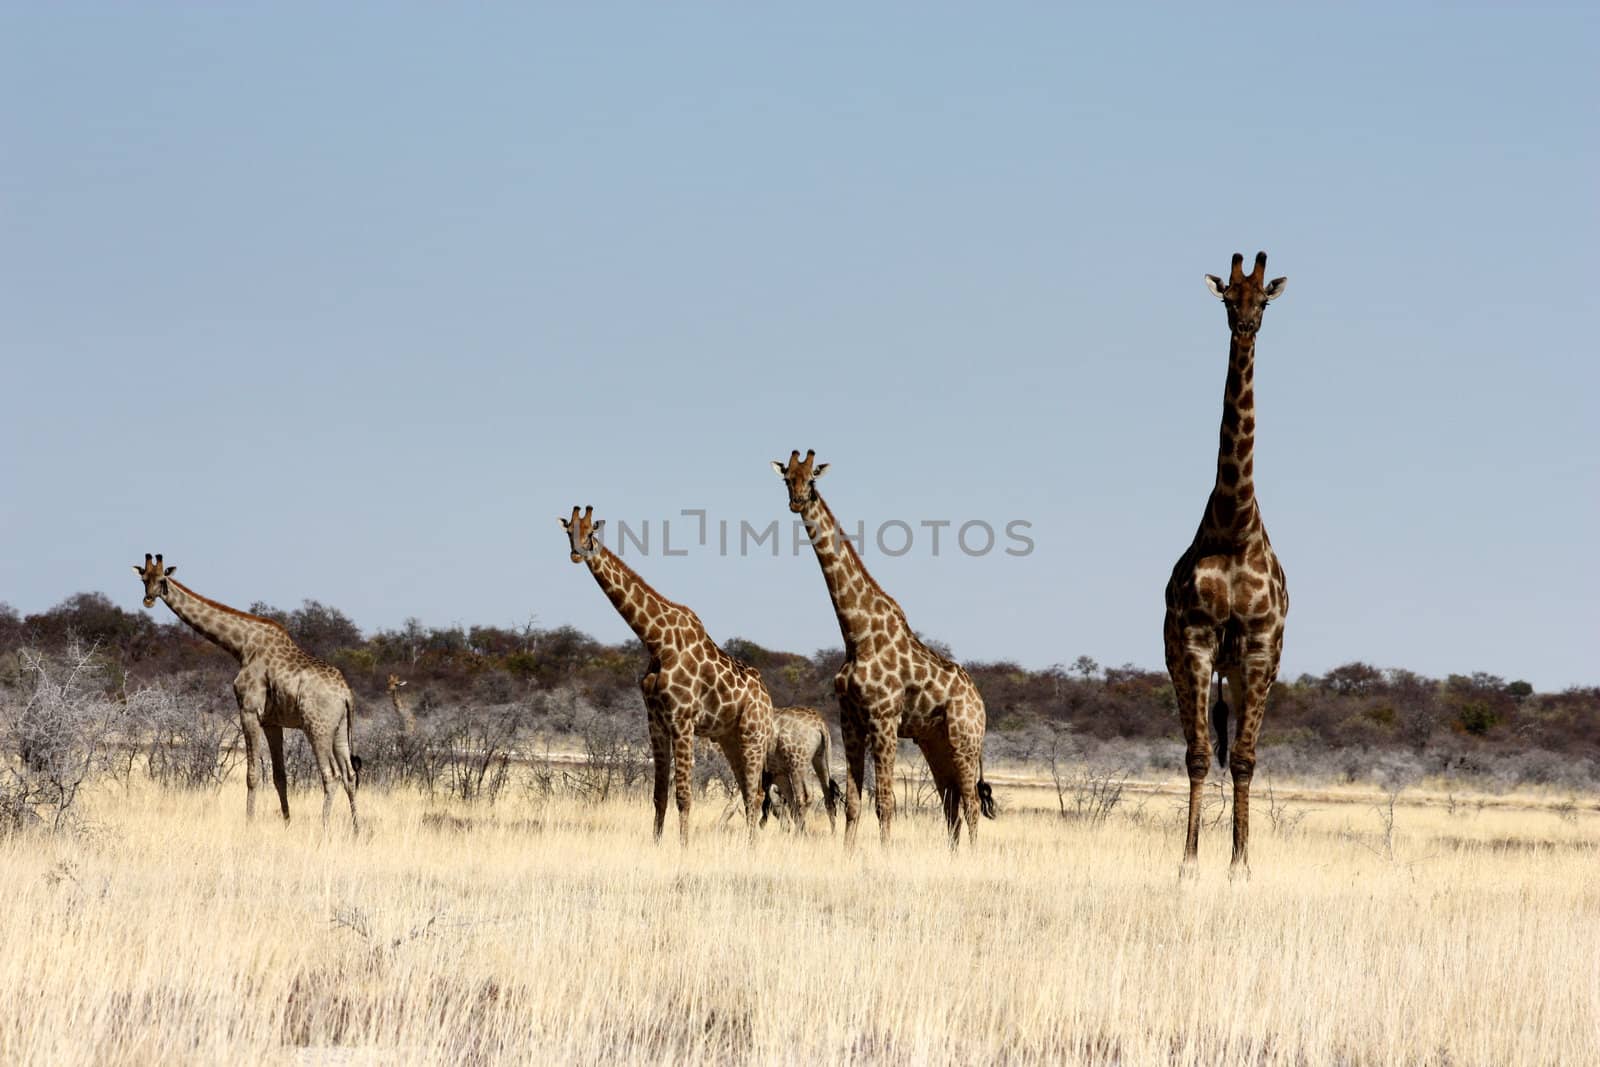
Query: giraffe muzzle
142,596,156,608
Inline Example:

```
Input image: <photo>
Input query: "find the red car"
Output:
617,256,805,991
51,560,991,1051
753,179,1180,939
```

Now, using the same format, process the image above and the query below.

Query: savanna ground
2,765,1596,1067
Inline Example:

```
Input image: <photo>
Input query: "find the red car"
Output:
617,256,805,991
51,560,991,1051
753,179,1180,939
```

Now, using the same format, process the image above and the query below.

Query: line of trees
2,592,1596,790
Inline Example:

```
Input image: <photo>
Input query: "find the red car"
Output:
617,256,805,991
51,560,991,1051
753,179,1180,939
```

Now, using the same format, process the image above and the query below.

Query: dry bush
432,702,527,805
0,644,131,834
138,683,242,790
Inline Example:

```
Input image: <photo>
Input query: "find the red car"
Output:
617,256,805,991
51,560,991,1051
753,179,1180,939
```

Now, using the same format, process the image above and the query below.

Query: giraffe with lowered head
1164,252,1290,874
759,704,842,833
773,451,995,847
560,506,774,844
133,554,361,828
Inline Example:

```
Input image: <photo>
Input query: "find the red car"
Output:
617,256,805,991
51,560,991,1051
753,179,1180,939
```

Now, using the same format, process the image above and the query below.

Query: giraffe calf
759,705,842,833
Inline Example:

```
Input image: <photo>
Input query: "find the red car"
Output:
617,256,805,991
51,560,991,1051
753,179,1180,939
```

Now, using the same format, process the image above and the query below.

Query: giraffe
759,705,842,833
133,554,360,828
1164,251,1290,875
386,674,418,735
772,451,996,848
559,506,774,844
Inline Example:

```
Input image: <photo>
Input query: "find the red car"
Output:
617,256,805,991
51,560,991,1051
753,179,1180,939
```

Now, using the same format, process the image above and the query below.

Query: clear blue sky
2,6,1595,689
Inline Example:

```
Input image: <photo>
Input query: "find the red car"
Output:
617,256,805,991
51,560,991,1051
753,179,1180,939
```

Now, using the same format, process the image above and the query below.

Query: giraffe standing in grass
133,554,360,828
773,451,995,847
560,506,774,844
1164,252,1290,875
759,705,842,833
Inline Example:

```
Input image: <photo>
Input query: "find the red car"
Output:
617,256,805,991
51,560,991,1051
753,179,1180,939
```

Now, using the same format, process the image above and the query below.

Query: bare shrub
1053,763,1131,826
1357,782,1406,862
433,701,529,805
1046,725,1129,826
561,712,648,803
0,644,130,833
140,683,242,790
898,761,938,813
1263,776,1312,838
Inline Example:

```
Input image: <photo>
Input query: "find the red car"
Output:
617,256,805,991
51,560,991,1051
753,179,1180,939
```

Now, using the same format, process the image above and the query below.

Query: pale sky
2,6,1595,689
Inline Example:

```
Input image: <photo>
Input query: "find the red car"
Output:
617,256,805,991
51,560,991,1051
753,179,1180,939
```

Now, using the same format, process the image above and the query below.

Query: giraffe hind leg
331,712,360,833
916,733,961,846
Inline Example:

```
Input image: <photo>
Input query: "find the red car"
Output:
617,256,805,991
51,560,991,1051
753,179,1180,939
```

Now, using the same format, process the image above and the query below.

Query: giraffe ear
1264,276,1287,302
592,519,606,536
558,517,571,530
164,566,177,576
132,565,144,575
770,460,785,476
1204,274,1227,299
813,463,829,479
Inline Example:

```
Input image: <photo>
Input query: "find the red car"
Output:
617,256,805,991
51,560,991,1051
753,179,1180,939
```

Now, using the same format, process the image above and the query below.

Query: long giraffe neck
159,579,285,662
800,493,902,657
389,688,417,735
1205,330,1263,539
586,547,694,653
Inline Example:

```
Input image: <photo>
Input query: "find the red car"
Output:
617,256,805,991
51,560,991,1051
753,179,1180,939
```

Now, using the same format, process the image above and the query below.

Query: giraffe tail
977,758,997,819
759,769,775,827
820,726,842,815
347,695,363,789
1210,681,1230,771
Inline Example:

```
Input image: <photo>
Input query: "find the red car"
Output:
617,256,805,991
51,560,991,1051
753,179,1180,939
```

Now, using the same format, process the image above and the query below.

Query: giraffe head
559,505,605,563
771,449,829,513
132,552,176,608
1204,252,1286,336
387,674,406,694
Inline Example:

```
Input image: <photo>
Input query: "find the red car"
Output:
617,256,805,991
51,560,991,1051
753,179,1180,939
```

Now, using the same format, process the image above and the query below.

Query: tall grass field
0,775,1594,1066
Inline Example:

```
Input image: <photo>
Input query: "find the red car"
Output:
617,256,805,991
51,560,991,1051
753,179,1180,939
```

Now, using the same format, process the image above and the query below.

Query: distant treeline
3,593,1596,783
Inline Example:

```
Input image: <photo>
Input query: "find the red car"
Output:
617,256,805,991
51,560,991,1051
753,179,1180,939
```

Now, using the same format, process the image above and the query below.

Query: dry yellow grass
0,774,1595,1066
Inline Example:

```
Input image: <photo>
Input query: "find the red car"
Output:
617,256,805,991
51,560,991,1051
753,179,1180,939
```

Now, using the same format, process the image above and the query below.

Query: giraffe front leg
870,719,899,845
1229,630,1282,877
671,727,695,847
239,713,266,822
647,715,671,843
263,723,290,822
840,713,866,850
233,671,268,824
1167,622,1217,875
